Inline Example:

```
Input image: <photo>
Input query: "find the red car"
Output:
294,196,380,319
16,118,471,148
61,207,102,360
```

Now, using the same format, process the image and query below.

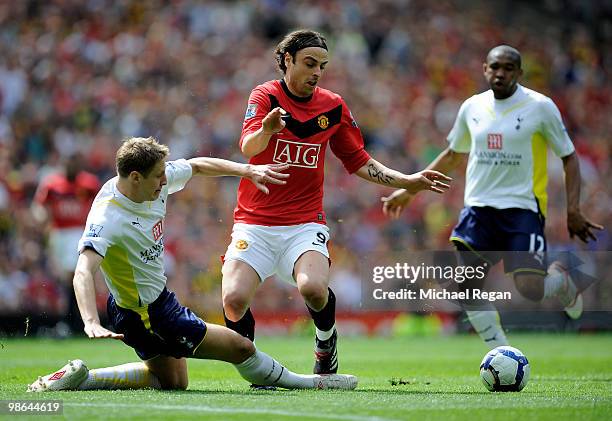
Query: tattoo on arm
367,164,395,184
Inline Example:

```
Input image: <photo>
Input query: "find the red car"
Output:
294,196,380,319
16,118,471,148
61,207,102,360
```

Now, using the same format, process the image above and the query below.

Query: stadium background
0,0,609,337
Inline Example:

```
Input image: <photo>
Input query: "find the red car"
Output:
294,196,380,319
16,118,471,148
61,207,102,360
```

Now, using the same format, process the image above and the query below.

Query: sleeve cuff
80,241,104,258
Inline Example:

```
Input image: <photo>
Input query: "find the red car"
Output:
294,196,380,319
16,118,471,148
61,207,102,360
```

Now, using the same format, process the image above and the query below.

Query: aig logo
273,139,321,168
487,133,503,150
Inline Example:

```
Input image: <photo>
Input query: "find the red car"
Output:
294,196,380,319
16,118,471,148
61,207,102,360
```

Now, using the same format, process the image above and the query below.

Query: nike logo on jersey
131,220,143,228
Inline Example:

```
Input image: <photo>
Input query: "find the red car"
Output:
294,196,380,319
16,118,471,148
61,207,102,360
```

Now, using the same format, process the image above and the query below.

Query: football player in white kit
382,45,602,348
28,137,358,392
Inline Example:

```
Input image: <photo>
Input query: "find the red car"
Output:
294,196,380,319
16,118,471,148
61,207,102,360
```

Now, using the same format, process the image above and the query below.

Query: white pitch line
65,402,400,421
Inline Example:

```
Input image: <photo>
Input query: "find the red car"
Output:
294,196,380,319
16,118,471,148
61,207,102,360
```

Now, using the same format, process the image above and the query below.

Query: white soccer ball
479,346,530,392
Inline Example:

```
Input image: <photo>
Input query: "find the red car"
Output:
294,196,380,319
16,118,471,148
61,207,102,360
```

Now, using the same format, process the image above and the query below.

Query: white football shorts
50,227,84,274
223,222,330,284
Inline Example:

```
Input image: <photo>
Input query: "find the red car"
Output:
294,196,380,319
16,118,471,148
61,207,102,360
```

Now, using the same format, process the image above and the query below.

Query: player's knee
222,289,250,320
224,334,256,364
514,273,544,301
297,277,328,310
235,335,256,361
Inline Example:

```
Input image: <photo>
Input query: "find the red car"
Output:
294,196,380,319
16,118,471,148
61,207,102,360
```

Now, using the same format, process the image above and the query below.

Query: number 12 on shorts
529,233,545,263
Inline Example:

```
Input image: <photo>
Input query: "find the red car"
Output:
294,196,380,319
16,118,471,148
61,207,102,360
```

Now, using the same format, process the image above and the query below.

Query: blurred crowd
0,0,609,323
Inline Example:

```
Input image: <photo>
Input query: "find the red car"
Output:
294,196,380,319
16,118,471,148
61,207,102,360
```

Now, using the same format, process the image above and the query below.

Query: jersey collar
112,179,151,213
279,79,313,103
492,84,523,103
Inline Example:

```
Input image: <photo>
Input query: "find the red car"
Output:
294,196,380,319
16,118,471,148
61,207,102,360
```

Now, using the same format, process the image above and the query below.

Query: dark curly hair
274,30,328,74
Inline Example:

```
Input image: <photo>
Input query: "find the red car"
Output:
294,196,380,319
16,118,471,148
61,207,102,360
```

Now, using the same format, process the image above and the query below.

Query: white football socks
543,269,566,300
77,362,161,390
465,307,509,349
234,350,318,389
316,324,336,341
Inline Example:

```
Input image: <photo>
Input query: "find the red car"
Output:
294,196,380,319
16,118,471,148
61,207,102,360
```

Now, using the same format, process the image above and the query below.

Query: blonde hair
116,137,169,178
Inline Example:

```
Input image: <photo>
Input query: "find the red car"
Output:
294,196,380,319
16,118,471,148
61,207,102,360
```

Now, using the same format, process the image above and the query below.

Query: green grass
0,334,611,420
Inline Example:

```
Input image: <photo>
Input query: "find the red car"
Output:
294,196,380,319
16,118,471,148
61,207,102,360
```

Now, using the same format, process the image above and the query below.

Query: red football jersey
34,171,100,229
235,80,371,226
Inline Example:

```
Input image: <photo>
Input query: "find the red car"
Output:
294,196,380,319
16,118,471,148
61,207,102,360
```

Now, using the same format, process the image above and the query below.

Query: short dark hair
274,30,328,74
487,45,522,69
116,137,169,178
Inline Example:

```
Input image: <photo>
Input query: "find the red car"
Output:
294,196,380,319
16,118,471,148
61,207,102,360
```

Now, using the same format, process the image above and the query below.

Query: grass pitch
0,333,611,420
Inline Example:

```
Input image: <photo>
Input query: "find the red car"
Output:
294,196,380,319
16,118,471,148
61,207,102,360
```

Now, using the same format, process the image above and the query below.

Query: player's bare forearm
356,158,451,194
378,150,455,218
562,152,603,242
73,249,124,339
562,152,581,215
428,147,467,175
355,159,402,186
189,157,251,177
241,107,287,158
72,250,103,327
240,129,274,158
189,158,289,194
382,147,464,200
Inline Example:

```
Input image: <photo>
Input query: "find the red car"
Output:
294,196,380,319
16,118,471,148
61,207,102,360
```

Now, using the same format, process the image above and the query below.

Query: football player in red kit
222,30,451,376
33,154,100,331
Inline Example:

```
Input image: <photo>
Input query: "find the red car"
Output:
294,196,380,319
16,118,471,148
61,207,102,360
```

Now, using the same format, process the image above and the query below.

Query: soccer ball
479,346,530,392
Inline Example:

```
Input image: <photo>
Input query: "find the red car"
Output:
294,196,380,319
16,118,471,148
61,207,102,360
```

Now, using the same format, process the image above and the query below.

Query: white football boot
312,374,358,390
27,359,88,392
548,261,583,319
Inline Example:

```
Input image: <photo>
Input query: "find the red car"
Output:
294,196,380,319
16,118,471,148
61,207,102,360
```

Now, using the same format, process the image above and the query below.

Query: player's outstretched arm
381,147,466,219
188,158,289,194
73,249,124,340
562,152,603,242
355,158,452,192
241,107,287,158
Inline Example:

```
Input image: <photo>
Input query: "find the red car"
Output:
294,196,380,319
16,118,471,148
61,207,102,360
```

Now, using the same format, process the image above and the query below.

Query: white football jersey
78,159,192,309
447,85,574,215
